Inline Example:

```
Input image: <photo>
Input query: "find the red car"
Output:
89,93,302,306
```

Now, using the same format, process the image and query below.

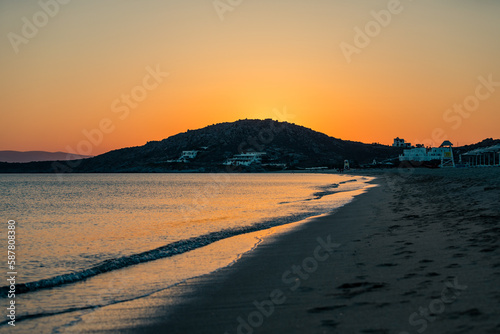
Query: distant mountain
0,120,403,173
0,151,92,163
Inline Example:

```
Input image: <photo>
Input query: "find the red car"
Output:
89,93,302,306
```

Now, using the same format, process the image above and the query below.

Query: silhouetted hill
0,119,406,173
0,151,92,163
455,138,500,156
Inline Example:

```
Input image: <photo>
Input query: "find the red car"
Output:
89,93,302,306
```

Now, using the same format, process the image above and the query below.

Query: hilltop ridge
0,119,405,173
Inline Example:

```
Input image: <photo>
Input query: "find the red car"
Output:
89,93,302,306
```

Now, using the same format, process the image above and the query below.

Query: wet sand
132,168,500,334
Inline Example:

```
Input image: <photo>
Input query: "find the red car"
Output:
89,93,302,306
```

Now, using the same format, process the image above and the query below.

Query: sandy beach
3,1,499,333
119,168,500,334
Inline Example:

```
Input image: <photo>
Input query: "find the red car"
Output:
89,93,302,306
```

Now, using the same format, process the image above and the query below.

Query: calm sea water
0,173,374,333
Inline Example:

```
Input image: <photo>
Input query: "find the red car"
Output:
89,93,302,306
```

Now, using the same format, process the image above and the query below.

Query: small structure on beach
439,140,455,168
461,144,500,167
344,160,350,170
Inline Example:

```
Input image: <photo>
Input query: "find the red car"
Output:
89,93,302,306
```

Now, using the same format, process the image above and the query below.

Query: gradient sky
1,0,499,155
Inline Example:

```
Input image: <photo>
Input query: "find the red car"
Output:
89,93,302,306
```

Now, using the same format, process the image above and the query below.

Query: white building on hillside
393,137,412,148
167,150,199,163
223,152,266,166
180,151,198,159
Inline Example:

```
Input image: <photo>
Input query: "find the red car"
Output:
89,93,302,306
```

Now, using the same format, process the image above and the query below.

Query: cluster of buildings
398,140,455,168
167,150,285,168
168,138,499,170
396,137,500,168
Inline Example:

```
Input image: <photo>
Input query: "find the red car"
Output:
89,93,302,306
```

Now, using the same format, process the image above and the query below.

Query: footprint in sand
377,263,398,267
402,290,417,296
308,305,346,314
321,320,339,328
448,308,484,320
331,282,388,299
394,250,415,256
402,273,417,279
417,280,433,288
480,246,498,253
419,259,433,263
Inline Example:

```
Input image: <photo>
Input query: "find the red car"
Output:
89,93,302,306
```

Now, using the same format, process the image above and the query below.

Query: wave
278,183,339,204
0,178,363,298
280,179,360,204
0,210,330,297
313,179,359,200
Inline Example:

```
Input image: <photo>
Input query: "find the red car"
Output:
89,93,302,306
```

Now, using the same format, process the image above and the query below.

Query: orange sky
1,0,499,155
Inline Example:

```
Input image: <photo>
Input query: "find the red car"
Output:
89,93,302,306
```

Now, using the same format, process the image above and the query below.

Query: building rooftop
440,140,453,147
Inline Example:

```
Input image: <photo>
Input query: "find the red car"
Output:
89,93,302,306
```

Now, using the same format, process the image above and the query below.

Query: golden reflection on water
0,174,375,333
2,174,368,283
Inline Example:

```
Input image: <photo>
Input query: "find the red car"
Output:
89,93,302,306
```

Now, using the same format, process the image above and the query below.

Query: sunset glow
1,0,499,155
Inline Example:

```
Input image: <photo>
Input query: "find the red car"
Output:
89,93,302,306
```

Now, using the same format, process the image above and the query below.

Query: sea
0,173,374,333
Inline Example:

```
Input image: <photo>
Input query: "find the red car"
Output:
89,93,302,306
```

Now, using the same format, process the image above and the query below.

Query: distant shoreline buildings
396,137,500,168
392,137,412,148
168,137,500,170
398,140,455,168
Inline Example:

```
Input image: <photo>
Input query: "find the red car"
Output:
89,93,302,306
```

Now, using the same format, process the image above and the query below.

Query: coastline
128,168,500,334
1,173,367,334
132,178,390,334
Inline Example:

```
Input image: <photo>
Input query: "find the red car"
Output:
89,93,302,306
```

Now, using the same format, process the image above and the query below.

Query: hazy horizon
1,118,499,160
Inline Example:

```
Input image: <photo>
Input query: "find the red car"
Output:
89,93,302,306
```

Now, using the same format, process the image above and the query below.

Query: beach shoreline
121,168,500,334
1,173,371,334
